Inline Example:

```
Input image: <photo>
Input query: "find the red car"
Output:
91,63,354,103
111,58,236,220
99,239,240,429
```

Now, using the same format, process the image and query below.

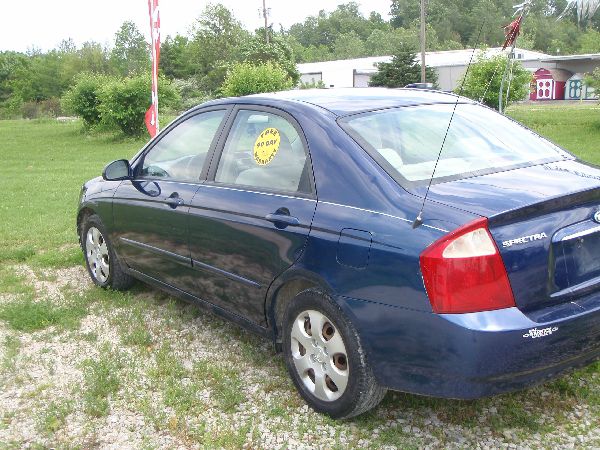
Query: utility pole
420,0,426,83
262,0,270,44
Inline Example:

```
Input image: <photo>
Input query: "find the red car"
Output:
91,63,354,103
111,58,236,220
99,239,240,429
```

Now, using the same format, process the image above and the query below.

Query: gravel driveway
0,263,598,449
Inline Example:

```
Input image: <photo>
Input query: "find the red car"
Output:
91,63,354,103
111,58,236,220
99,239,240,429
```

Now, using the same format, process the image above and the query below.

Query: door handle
165,194,184,208
265,213,300,227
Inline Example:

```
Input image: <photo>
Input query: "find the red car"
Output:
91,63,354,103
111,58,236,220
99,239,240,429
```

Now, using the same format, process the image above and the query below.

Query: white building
298,48,552,91
538,53,600,74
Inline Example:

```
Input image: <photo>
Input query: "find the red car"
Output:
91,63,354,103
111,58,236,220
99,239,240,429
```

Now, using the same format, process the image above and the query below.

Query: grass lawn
0,120,147,265
507,101,600,164
0,103,599,448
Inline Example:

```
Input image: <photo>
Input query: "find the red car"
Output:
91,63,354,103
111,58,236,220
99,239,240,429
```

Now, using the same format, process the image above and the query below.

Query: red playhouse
529,68,572,101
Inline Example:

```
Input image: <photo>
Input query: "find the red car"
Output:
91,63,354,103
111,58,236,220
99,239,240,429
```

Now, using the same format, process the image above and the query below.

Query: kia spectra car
77,88,600,418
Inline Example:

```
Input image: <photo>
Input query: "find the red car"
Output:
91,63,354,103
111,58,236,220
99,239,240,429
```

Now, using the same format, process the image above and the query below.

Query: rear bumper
338,295,600,399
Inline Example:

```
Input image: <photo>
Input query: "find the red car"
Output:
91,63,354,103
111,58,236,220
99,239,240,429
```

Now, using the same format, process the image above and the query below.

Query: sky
1,0,393,53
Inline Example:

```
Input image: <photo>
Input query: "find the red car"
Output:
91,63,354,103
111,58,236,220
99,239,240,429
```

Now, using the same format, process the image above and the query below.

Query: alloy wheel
86,226,110,283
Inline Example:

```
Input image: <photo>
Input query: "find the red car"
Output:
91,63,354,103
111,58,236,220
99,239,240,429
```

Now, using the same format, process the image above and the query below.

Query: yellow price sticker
253,127,281,166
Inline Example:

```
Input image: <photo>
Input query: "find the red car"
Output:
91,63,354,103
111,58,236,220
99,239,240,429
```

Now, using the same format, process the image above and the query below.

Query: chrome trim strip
120,238,191,266
318,201,449,233
134,179,202,187
200,184,316,202
191,259,261,288
561,225,600,241
550,274,600,299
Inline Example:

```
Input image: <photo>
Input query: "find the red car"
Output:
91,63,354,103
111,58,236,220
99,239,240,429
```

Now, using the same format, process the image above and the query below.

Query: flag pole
152,34,159,134
420,0,426,83
262,0,269,44
145,0,161,138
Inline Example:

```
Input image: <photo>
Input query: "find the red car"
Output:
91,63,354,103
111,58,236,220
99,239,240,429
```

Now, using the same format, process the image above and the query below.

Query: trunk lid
421,160,600,312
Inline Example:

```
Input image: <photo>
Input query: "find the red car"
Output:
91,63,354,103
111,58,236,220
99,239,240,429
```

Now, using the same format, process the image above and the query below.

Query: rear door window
214,110,311,194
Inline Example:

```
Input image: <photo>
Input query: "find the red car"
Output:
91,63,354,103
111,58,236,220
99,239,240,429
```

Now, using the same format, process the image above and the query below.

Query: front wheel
282,290,386,419
81,214,134,290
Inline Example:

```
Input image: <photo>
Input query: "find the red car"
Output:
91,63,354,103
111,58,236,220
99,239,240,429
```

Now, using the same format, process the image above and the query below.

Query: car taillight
419,217,516,314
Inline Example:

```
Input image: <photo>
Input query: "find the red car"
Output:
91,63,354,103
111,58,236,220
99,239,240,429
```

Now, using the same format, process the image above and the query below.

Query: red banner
501,15,522,50
145,0,160,137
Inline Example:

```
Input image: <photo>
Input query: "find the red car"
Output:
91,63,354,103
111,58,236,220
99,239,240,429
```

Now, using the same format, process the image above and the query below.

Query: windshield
340,103,570,183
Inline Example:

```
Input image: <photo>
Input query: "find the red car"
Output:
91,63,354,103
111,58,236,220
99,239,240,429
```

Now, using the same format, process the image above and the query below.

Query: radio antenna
412,20,487,229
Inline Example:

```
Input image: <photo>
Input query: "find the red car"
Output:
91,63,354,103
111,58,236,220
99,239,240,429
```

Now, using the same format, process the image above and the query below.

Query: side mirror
102,159,131,181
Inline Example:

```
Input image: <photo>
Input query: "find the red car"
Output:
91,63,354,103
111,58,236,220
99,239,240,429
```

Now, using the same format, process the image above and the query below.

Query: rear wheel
282,290,386,418
81,214,134,290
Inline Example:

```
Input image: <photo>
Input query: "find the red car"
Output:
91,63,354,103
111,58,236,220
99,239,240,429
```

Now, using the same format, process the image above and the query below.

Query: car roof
218,88,470,116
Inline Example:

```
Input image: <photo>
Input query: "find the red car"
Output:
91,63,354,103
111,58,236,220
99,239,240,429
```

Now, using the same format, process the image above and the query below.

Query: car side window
215,110,311,194
140,110,226,182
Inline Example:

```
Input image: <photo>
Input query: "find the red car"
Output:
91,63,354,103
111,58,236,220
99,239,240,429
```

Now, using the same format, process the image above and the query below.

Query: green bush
96,75,178,136
298,79,326,89
40,98,61,117
62,73,111,128
21,101,40,120
21,98,61,119
97,76,149,136
170,78,213,112
220,62,293,97
456,54,531,110
0,95,24,119
63,73,178,136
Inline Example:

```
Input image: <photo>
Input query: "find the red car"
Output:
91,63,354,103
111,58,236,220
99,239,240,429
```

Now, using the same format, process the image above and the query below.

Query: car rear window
339,103,570,183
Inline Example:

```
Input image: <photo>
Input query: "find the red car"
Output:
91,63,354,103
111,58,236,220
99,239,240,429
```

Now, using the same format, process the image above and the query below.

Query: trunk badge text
502,232,548,248
523,327,558,339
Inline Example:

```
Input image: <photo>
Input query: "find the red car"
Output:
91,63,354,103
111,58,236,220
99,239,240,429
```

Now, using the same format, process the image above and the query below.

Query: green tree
333,31,367,59
368,43,438,88
390,0,420,29
220,62,293,97
288,2,387,54
77,42,111,74
584,67,600,90
0,51,30,117
456,54,531,109
160,35,193,79
289,36,332,63
388,0,600,51
9,51,66,101
239,34,300,84
391,0,504,44
578,29,600,53
10,41,112,106
48,40,111,89
0,51,29,102
365,28,417,56
189,3,249,93
110,21,149,76
326,2,383,42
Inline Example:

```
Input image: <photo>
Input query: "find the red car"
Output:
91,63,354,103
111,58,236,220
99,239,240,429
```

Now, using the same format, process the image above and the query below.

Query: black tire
80,214,134,290
282,289,386,419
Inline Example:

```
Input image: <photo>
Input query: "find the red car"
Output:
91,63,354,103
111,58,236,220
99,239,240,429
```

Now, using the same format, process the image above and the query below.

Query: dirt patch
15,264,90,302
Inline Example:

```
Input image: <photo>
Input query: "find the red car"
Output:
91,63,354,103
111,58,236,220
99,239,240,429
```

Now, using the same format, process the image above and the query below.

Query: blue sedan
77,88,600,418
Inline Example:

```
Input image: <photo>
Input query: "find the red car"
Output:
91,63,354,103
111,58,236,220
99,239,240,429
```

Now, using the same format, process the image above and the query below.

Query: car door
187,106,317,325
112,108,229,293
